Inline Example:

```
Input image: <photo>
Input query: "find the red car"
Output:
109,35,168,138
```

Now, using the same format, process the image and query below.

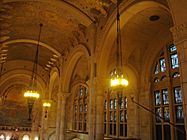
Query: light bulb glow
24,90,40,99
111,77,128,87
43,102,51,107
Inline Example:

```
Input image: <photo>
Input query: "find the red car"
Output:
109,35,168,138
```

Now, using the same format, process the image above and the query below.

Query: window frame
152,44,185,140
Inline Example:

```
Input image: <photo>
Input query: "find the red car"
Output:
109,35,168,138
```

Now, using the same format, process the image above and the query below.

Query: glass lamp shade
43,102,51,107
24,90,40,120
24,90,40,99
110,68,128,90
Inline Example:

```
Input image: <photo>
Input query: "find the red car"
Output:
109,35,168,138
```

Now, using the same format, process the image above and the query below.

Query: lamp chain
30,24,43,90
116,0,122,69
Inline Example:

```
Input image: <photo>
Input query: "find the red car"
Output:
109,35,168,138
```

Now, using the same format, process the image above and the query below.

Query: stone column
59,95,67,140
55,56,64,140
55,92,62,140
95,95,104,140
171,23,187,139
88,80,96,140
127,90,138,138
139,87,152,140
95,80,105,140
87,23,97,140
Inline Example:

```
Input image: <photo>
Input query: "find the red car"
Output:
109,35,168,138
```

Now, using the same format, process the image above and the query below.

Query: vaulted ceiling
0,0,171,126
0,0,118,69
0,0,118,126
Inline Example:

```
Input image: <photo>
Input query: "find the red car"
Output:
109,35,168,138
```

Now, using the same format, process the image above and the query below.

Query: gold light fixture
24,23,43,121
110,1,128,90
43,101,51,119
43,102,51,107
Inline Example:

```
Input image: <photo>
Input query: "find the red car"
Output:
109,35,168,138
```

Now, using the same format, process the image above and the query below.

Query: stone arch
97,1,170,78
70,82,88,97
0,69,46,98
141,31,173,91
49,67,60,100
61,44,90,92
3,39,61,56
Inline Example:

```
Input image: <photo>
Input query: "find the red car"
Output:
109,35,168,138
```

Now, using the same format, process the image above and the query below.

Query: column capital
170,22,187,44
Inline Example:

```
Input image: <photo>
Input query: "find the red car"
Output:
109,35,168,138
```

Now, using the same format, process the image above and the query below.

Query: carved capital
170,22,187,44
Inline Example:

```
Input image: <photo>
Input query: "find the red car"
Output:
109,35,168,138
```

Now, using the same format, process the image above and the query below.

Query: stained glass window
80,86,83,96
155,108,161,122
152,44,185,140
162,89,169,105
176,106,184,121
104,92,127,137
84,104,87,112
171,54,179,69
164,107,170,121
73,85,88,132
155,91,161,105
174,87,182,103
114,112,116,121
124,97,127,109
114,98,117,110
173,72,180,78
80,105,83,112
125,110,127,122
120,98,124,109
110,112,113,121
120,111,124,122
160,58,166,72
110,99,113,110
170,45,176,52
154,63,159,74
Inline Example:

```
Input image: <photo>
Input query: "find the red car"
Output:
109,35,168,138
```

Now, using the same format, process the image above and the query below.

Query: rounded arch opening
61,44,90,92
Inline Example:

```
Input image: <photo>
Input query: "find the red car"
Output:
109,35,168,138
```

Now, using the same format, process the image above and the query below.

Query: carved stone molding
170,22,187,44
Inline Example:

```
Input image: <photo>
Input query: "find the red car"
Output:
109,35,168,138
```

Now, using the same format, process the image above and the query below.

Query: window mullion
165,45,176,140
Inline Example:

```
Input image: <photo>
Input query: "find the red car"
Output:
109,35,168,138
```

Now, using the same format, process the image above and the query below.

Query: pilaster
95,77,107,140
87,23,97,140
139,86,152,140
59,94,68,140
55,92,62,140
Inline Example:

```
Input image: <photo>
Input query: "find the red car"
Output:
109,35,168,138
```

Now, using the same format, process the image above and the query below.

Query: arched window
0,134,5,140
73,85,88,133
22,135,29,140
104,91,127,138
152,44,186,140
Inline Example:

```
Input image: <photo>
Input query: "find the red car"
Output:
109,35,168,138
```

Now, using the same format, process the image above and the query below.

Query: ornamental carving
170,22,187,43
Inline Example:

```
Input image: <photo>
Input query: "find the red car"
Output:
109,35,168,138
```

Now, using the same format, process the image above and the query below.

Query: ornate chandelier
24,23,43,120
110,1,128,90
